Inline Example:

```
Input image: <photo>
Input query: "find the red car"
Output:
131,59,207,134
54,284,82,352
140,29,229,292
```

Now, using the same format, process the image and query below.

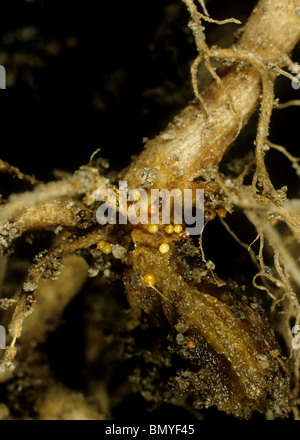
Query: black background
0,0,195,181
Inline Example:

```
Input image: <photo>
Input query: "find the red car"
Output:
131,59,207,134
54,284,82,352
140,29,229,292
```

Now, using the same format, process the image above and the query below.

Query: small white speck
112,244,127,259
161,133,174,141
88,267,99,277
23,281,38,292
103,269,111,277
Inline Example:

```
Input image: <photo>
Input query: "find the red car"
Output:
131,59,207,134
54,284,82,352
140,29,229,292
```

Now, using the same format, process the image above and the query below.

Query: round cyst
174,224,183,234
159,243,170,254
165,225,174,234
142,273,156,286
148,224,159,234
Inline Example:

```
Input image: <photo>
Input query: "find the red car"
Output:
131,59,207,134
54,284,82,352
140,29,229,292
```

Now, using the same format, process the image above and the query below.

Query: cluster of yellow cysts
97,240,112,254
147,223,184,255
138,200,186,287
147,223,183,235
165,224,183,234
208,208,227,221
142,223,185,288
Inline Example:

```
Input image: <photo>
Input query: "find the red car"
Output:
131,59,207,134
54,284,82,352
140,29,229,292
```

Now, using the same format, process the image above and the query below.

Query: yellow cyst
174,224,183,234
209,211,216,220
148,204,158,215
268,217,278,227
165,225,174,234
102,243,112,254
217,208,227,218
97,240,107,250
159,243,170,254
148,224,159,234
142,273,156,286
132,190,140,201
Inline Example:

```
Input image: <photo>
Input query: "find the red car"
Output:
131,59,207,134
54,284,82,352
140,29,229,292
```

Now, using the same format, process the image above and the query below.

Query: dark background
0,0,264,181
0,0,196,182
